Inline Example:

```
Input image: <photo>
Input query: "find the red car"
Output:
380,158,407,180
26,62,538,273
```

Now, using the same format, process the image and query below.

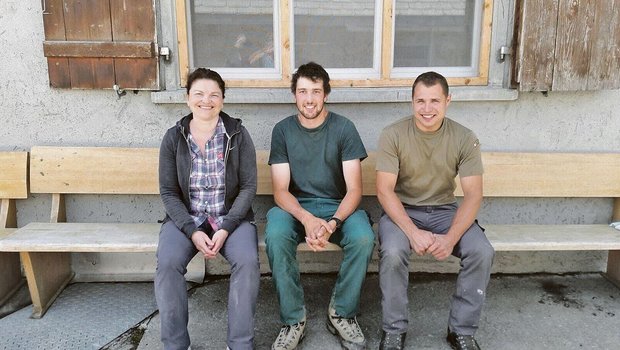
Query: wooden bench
0,147,202,318
1,147,619,318
254,151,620,286
0,152,28,306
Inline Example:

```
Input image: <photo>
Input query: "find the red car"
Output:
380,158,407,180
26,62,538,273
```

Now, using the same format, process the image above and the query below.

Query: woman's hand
209,229,229,257
191,230,216,259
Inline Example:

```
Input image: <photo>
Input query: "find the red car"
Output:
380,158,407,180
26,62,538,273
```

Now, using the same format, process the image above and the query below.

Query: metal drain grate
0,283,156,350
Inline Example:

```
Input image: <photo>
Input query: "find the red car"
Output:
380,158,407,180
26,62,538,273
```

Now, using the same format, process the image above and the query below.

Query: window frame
175,0,493,88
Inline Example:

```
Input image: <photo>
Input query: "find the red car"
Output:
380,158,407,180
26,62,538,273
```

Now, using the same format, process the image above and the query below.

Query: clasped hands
410,228,456,261
191,229,229,259
302,215,336,252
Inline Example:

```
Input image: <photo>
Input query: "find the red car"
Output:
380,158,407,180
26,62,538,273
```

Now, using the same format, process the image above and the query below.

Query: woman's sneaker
326,307,367,349
271,317,306,350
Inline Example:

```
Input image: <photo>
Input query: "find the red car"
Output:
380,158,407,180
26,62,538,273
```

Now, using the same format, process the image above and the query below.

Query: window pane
189,0,275,68
394,0,477,68
294,0,376,68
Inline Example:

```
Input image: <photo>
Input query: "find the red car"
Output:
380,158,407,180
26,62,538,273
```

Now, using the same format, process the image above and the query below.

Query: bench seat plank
5,223,620,254
0,223,160,252
485,225,620,251
255,225,620,251
0,228,17,238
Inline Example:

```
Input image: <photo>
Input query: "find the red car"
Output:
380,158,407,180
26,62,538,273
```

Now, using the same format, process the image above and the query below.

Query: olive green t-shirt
376,117,483,206
269,112,367,199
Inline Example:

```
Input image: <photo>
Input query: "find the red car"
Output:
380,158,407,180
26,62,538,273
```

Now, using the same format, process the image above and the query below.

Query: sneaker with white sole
326,307,366,349
271,318,306,350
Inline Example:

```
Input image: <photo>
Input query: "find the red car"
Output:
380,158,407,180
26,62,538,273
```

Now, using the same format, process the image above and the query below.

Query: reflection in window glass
394,0,477,68
294,0,376,69
189,0,275,69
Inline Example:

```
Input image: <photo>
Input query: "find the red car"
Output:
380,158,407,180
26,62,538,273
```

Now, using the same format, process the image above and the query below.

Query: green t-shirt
376,117,483,206
269,112,368,199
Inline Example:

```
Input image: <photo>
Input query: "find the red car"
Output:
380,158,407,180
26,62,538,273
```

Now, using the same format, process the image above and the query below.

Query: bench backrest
257,151,620,198
30,147,620,199
257,150,620,198
0,152,28,199
0,152,28,228
29,147,620,222
30,146,159,195
258,150,620,221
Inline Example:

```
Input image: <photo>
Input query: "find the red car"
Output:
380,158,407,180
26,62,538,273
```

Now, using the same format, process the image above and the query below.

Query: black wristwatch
329,217,343,229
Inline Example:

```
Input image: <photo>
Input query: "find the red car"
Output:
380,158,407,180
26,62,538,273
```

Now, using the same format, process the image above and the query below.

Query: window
176,0,492,87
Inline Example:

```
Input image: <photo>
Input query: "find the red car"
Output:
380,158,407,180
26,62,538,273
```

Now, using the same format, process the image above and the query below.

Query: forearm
273,189,313,223
445,195,481,244
377,189,418,240
221,186,255,233
159,136,197,237
332,188,361,221
221,133,257,232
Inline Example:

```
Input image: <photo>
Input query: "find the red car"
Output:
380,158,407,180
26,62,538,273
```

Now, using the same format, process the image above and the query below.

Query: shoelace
274,323,304,348
331,315,364,339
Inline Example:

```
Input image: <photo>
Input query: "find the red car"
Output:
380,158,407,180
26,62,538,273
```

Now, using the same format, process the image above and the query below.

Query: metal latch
159,46,171,61
499,46,512,62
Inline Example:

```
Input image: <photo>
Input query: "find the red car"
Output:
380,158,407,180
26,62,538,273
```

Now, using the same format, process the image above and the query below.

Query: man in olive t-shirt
376,72,494,350
266,62,375,350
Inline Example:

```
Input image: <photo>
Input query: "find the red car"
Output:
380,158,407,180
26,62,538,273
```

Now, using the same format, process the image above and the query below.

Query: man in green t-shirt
376,72,494,350
266,62,375,350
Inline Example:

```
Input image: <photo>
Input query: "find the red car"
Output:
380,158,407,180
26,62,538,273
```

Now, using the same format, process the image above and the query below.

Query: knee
379,244,409,268
265,207,296,248
231,249,259,273
463,243,495,268
157,251,188,275
342,212,375,249
354,232,375,255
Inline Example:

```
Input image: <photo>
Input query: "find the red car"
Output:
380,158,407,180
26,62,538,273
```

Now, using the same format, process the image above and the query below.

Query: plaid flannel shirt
187,118,227,231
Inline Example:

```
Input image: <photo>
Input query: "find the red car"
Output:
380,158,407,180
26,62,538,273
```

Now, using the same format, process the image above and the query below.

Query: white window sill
151,86,518,104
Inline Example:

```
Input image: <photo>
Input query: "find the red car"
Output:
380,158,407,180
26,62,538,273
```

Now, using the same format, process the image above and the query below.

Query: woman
155,68,259,350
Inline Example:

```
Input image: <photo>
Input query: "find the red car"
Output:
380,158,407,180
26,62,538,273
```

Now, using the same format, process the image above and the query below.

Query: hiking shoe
446,330,481,350
326,306,366,349
379,330,406,350
271,318,306,350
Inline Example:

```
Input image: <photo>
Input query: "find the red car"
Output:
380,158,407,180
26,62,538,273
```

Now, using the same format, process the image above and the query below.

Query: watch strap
329,217,343,229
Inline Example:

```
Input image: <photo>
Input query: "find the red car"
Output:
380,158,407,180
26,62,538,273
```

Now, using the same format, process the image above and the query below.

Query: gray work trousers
155,220,260,350
378,203,494,336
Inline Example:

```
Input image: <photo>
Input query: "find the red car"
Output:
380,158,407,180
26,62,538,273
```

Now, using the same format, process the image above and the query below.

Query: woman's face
187,78,224,122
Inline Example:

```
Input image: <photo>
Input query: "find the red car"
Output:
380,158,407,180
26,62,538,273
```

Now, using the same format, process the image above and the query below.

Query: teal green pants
265,198,375,325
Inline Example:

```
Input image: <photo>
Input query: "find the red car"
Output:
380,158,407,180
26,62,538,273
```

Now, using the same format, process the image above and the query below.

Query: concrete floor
1,273,618,349
138,273,620,350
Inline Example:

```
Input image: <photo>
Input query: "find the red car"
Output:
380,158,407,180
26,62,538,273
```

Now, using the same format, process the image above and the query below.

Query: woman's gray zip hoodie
159,112,257,238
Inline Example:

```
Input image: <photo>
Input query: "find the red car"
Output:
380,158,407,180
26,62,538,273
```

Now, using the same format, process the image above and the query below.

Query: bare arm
376,170,435,255
271,163,331,245
315,159,363,247
271,163,311,223
428,174,483,260
332,159,362,221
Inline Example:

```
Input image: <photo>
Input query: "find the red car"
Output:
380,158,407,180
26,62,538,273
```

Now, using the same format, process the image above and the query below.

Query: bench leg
605,250,620,289
20,252,73,318
0,253,25,305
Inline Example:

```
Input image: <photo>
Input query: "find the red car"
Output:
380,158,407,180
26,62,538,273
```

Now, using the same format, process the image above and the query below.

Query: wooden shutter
513,0,620,91
42,0,159,90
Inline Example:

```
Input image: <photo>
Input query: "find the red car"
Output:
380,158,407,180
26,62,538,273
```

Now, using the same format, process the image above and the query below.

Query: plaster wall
1,2,619,278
